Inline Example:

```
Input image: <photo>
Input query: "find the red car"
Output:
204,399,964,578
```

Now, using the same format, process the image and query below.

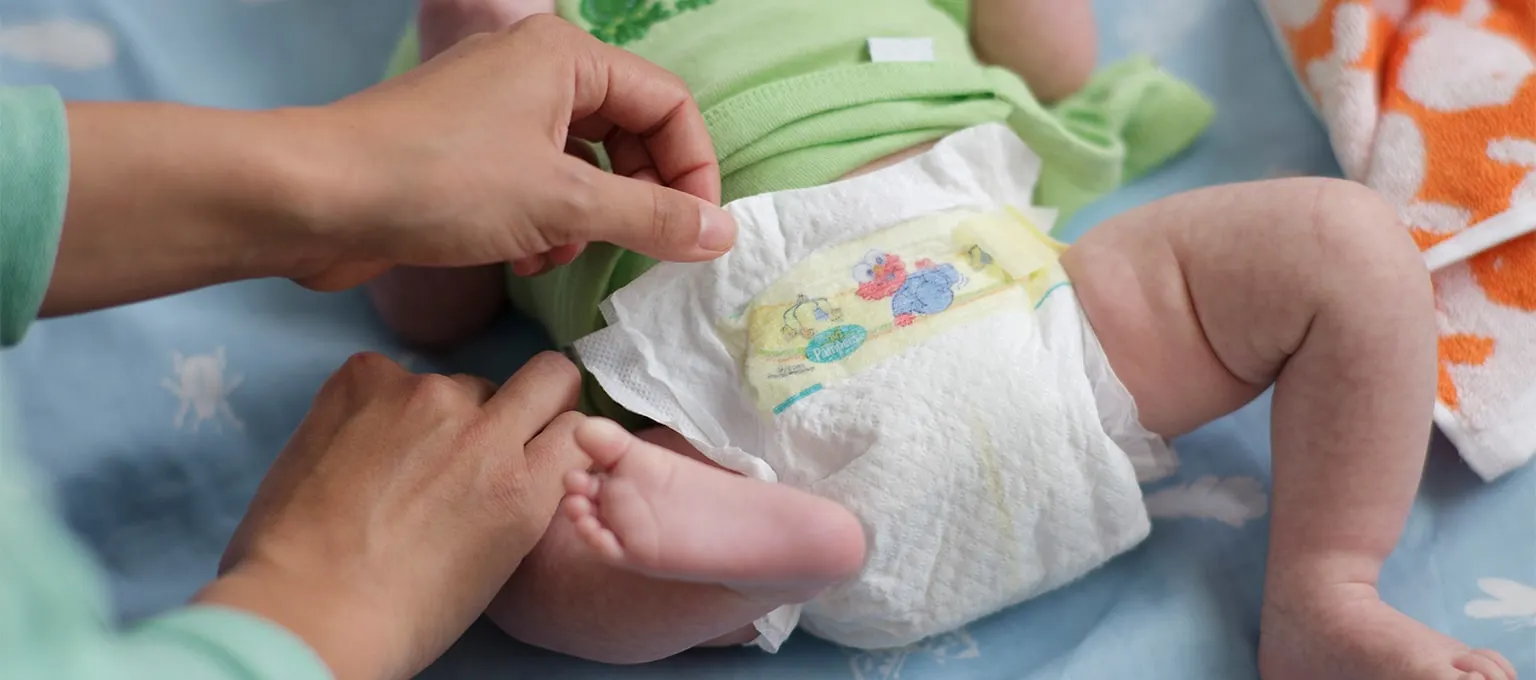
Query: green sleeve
0,446,333,680
387,24,420,80
116,608,334,680
0,86,69,347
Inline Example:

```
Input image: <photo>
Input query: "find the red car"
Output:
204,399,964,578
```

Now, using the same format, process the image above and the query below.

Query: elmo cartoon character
852,250,966,327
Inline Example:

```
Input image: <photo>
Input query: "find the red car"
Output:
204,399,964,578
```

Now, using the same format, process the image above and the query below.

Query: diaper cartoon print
732,208,1068,416
853,251,968,328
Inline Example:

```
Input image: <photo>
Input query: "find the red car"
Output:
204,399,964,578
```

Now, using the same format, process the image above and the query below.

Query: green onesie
386,0,1214,422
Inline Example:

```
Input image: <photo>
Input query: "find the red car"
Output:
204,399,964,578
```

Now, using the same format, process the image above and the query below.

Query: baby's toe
563,469,601,498
561,494,595,523
573,515,626,562
573,418,635,469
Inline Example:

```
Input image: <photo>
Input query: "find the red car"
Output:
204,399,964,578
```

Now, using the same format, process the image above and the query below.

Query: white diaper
574,124,1172,652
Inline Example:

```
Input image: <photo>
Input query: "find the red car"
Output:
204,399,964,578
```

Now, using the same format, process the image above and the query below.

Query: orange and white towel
1259,0,1536,480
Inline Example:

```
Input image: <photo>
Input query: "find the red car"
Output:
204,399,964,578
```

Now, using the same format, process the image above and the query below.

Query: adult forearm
194,565,392,680
41,102,348,317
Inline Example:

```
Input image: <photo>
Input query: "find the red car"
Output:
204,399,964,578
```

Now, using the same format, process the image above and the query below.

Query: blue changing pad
2,1,1532,678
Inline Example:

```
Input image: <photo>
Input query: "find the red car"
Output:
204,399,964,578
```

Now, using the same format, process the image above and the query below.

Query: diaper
574,124,1163,651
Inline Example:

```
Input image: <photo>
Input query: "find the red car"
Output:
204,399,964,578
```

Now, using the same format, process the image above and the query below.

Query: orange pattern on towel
1265,0,1536,479
1439,333,1496,408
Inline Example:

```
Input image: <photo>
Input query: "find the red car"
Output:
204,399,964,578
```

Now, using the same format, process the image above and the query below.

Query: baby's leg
562,420,868,595
1065,178,1515,680
487,422,866,664
970,0,1097,103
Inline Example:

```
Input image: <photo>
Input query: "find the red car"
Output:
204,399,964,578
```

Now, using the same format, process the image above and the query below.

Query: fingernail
698,205,737,252
511,256,545,277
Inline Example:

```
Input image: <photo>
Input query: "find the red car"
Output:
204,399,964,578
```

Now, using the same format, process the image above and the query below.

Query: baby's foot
562,419,867,599
1259,583,1516,680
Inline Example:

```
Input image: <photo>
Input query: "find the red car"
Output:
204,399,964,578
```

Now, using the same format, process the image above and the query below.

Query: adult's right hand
196,352,589,680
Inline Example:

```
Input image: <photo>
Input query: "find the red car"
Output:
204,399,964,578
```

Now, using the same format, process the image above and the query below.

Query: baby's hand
418,0,555,60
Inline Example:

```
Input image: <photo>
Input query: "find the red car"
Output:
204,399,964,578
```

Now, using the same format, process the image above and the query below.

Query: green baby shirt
388,0,1214,422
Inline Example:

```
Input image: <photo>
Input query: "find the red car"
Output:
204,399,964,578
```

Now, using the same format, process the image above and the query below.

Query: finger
510,255,546,277
551,157,737,261
318,352,412,412
1492,652,1518,680
604,131,712,203
1455,651,1516,680
604,132,721,222
484,351,583,440
547,243,585,267
593,125,722,224
556,34,722,204
604,130,659,183
520,410,595,524
447,373,498,403
529,411,593,481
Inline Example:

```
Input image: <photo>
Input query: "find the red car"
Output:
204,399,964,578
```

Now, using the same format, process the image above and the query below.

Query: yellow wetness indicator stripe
726,207,1071,416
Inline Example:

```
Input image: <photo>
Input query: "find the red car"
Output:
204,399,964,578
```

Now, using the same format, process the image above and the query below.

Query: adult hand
298,15,734,290
196,352,590,680
414,0,601,277
42,17,731,314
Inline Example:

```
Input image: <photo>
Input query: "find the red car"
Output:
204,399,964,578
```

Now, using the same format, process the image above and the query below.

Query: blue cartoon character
853,250,966,328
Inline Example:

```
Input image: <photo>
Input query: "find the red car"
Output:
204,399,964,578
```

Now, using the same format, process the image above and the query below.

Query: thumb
551,160,737,262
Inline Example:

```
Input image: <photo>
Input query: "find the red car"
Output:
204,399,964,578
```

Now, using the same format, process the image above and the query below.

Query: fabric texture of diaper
575,124,1158,651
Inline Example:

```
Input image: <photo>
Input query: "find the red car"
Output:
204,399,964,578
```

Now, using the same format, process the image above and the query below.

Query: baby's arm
366,266,506,349
970,0,1098,103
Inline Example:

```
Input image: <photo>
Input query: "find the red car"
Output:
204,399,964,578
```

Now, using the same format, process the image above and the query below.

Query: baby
371,1,1517,679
